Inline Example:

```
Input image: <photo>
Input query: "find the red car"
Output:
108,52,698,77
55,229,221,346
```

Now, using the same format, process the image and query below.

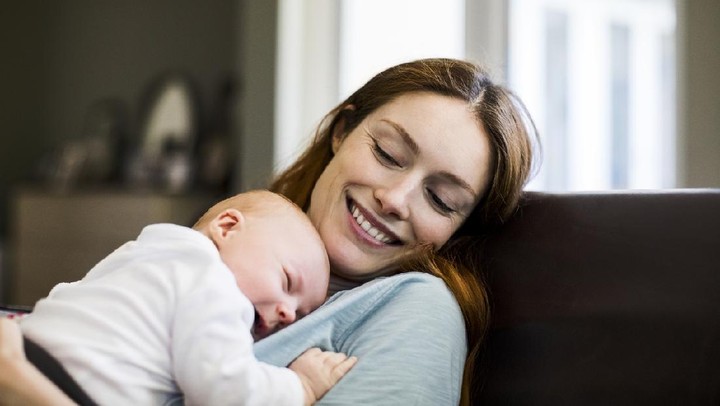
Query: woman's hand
0,317,76,406
289,347,357,406
0,316,25,362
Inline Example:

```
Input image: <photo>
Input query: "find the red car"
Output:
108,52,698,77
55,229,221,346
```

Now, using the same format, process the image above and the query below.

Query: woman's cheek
308,157,344,225
416,215,456,250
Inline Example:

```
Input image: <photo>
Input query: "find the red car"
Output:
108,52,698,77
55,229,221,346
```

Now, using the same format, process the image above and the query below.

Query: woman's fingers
0,317,26,361
0,318,77,406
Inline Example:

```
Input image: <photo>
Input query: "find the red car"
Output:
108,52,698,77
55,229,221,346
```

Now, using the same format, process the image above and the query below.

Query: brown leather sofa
475,190,720,405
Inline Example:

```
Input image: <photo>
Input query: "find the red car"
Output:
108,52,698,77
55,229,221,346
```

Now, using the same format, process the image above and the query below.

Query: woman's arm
255,272,467,405
0,318,76,406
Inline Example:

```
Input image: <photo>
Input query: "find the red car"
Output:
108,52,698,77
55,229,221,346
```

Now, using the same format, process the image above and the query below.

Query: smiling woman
269,58,539,404
309,92,492,279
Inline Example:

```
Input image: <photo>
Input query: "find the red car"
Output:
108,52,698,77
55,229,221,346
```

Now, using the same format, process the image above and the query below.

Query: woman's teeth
352,205,394,244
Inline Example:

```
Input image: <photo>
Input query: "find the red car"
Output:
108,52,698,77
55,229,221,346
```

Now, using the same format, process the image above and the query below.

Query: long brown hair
270,58,538,405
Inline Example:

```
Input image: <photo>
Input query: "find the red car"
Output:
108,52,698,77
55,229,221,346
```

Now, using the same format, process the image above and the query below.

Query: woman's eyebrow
438,171,478,201
380,119,419,155
380,119,478,199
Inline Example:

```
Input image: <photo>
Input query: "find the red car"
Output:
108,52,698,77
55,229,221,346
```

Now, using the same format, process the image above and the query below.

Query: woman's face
308,92,493,279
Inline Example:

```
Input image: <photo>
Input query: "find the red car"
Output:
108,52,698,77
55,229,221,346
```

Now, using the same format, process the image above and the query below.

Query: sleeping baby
21,190,356,405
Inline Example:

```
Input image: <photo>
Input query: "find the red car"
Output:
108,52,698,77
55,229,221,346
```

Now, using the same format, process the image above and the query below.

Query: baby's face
217,208,329,340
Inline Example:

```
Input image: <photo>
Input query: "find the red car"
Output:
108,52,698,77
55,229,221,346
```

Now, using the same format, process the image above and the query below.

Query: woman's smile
346,196,402,247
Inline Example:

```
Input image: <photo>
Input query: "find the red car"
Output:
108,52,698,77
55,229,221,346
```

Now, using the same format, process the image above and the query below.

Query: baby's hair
193,189,305,230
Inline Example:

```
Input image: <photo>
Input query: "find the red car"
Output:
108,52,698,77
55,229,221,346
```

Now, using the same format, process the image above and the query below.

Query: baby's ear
209,208,245,242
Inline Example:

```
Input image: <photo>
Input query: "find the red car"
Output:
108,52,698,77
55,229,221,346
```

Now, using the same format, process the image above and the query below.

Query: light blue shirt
255,272,467,405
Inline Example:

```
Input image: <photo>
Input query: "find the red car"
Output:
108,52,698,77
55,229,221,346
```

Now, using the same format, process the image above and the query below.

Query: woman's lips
346,197,401,247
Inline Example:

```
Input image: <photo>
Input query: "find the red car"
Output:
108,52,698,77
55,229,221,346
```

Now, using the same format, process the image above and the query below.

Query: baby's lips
252,310,265,336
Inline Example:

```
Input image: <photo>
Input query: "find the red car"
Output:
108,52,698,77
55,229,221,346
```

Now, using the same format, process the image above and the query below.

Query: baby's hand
289,347,357,406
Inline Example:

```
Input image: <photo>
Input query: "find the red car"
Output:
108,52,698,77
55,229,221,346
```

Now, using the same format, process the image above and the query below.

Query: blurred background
1,0,718,305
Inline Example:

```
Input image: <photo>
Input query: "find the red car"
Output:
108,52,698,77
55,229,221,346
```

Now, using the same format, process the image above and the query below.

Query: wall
0,0,239,301
678,0,720,187
0,1,238,237
235,0,278,191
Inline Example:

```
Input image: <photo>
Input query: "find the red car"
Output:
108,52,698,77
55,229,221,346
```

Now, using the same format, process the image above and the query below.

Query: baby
21,190,355,405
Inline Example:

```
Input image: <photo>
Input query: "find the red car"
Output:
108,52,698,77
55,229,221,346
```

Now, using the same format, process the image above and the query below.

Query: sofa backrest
476,189,720,405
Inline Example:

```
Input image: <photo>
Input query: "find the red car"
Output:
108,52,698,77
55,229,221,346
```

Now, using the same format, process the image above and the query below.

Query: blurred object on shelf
198,75,236,193
28,71,236,195
34,99,127,191
125,71,199,193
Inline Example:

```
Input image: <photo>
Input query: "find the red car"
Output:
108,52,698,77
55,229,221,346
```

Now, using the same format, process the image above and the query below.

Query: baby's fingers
320,350,348,364
314,351,358,383
331,355,357,380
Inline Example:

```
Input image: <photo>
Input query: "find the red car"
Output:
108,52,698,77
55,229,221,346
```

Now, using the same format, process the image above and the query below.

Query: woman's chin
325,233,406,279
329,255,396,281
329,263,373,281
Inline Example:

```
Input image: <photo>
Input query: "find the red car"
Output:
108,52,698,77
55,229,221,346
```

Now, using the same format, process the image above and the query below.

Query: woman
1,58,537,405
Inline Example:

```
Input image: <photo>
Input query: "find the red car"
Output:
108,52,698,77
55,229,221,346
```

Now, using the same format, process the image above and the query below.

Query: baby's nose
278,304,296,325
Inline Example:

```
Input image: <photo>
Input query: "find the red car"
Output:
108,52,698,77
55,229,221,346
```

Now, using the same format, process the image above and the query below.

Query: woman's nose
374,176,415,220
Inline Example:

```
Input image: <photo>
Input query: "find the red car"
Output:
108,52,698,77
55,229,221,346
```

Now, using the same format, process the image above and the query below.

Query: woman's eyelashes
426,188,455,214
371,138,401,168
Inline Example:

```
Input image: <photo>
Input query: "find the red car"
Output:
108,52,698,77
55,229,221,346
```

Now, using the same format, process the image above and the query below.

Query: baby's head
194,190,330,340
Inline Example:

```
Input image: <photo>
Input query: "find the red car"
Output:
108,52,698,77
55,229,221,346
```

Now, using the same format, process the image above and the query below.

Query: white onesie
21,224,303,406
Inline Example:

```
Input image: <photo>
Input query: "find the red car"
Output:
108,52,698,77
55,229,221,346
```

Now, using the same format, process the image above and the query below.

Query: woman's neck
327,273,364,297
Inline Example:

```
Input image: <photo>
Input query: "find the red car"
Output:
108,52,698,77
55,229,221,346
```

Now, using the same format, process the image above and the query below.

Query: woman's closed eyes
370,137,402,168
425,187,455,214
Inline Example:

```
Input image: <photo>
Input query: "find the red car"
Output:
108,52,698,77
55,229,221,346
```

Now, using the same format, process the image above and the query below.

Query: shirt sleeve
171,266,304,406
254,272,467,406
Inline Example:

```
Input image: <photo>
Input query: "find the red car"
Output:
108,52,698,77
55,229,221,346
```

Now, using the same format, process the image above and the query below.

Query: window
275,0,464,173
509,0,676,190
338,0,465,99
276,0,677,191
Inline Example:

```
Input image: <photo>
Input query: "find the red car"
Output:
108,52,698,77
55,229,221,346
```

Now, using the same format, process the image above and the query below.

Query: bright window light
338,0,465,100
509,0,676,191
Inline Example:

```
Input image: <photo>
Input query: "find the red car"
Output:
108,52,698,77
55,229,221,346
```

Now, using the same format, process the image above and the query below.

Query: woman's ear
209,208,245,245
332,105,356,154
